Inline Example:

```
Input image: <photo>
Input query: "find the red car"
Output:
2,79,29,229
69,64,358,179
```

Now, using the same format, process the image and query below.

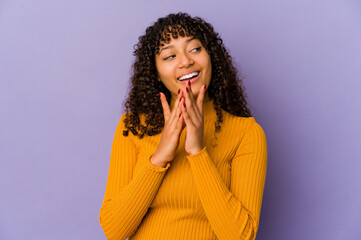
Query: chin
191,89,200,96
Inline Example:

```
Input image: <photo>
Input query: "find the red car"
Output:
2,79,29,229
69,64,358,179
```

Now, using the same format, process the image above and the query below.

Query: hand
150,90,186,166
181,81,207,156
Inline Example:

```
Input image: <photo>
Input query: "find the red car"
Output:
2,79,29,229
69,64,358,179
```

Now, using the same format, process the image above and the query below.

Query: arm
99,114,170,240
186,121,267,240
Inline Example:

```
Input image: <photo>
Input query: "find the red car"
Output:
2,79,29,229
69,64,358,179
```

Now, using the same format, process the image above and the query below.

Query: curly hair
122,12,252,138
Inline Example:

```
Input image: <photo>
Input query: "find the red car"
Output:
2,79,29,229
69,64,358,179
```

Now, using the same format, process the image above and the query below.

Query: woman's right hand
150,90,185,167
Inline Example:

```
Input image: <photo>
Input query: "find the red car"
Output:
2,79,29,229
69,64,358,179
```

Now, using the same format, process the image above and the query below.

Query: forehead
160,36,197,46
157,36,199,55
155,25,194,53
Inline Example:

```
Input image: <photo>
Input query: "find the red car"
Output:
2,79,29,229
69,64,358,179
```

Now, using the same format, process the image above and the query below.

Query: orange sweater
99,99,267,240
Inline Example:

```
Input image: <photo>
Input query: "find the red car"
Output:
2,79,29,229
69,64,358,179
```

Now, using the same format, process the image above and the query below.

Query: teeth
178,72,199,81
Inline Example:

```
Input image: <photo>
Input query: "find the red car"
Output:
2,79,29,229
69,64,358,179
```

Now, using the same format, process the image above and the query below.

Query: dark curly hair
122,12,252,138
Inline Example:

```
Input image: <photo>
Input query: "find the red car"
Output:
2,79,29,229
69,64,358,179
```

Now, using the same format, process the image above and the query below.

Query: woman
99,12,267,240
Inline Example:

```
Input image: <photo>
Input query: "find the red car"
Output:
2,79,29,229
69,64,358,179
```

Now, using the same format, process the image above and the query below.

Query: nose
178,52,194,68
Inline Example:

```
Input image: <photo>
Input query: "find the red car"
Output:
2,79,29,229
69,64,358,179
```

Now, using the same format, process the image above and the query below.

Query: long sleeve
186,121,267,240
99,114,170,240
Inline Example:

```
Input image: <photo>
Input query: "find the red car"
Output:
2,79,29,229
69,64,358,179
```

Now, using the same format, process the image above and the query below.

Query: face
155,36,212,100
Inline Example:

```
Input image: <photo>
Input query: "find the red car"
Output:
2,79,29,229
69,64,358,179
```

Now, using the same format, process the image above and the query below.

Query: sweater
99,98,267,240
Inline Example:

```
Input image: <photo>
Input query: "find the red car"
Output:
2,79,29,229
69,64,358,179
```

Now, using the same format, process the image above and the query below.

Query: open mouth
177,71,200,81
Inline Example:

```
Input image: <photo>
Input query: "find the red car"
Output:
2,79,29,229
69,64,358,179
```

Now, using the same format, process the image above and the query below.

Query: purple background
1,0,360,239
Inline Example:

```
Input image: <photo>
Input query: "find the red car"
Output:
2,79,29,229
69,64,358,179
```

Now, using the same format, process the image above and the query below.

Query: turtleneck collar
169,92,217,121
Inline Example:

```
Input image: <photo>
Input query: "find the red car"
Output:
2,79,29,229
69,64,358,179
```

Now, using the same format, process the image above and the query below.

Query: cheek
158,62,174,77
203,56,212,77
156,64,167,79
200,53,211,69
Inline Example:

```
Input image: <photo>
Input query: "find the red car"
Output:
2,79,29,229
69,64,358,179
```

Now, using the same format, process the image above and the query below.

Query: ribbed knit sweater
99,98,267,240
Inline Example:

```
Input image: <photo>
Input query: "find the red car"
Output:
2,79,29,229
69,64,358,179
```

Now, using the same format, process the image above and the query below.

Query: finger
196,84,206,115
188,81,201,117
159,92,170,122
177,99,185,130
178,98,187,130
168,89,183,122
171,95,184,131
181,97,194,127
184,85,200,120
183,87,197,122
187,81,196,107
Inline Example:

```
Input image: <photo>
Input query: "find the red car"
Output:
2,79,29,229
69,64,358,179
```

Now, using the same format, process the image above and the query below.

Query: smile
177,71,201,85
177,71,200,81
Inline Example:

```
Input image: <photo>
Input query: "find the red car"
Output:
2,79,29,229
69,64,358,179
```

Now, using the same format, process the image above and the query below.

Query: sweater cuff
146,154,171,173
186,146,208,161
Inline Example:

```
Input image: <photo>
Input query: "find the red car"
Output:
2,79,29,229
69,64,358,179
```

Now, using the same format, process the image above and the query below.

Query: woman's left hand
181,81,207,156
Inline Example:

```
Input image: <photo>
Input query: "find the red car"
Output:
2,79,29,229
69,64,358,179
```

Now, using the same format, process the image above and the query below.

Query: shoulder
222,111,266,139
114,112,140,137
112,113,130,139
221,110,254,130
116,112,150,141
112,113,141,148
117,113,128,131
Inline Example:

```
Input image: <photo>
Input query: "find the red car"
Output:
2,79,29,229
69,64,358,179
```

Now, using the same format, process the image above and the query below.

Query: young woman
99,12,267,240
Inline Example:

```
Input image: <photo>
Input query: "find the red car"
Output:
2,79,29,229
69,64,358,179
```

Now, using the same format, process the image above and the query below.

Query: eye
163,55,175,60
191,47,201,52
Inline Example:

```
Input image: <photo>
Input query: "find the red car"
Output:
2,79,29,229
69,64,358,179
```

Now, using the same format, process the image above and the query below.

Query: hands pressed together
150,81,207,167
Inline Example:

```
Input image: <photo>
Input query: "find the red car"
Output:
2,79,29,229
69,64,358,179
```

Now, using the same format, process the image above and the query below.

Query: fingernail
183,102,186,108
179,113,182,118
159,92,161,97
204,84,206,90
179,97,182,102
178,89,180,94
188,81,191,86
186,87,189,93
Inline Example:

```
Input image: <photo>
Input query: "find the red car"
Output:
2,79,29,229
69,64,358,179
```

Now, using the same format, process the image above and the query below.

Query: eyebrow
159,37,197,53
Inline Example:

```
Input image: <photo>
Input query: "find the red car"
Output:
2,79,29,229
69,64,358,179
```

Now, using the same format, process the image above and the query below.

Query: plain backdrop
1,0,360,239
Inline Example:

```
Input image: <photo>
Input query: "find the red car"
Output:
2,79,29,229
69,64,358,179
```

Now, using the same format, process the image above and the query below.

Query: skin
155,36,212,103
150,36,212,167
